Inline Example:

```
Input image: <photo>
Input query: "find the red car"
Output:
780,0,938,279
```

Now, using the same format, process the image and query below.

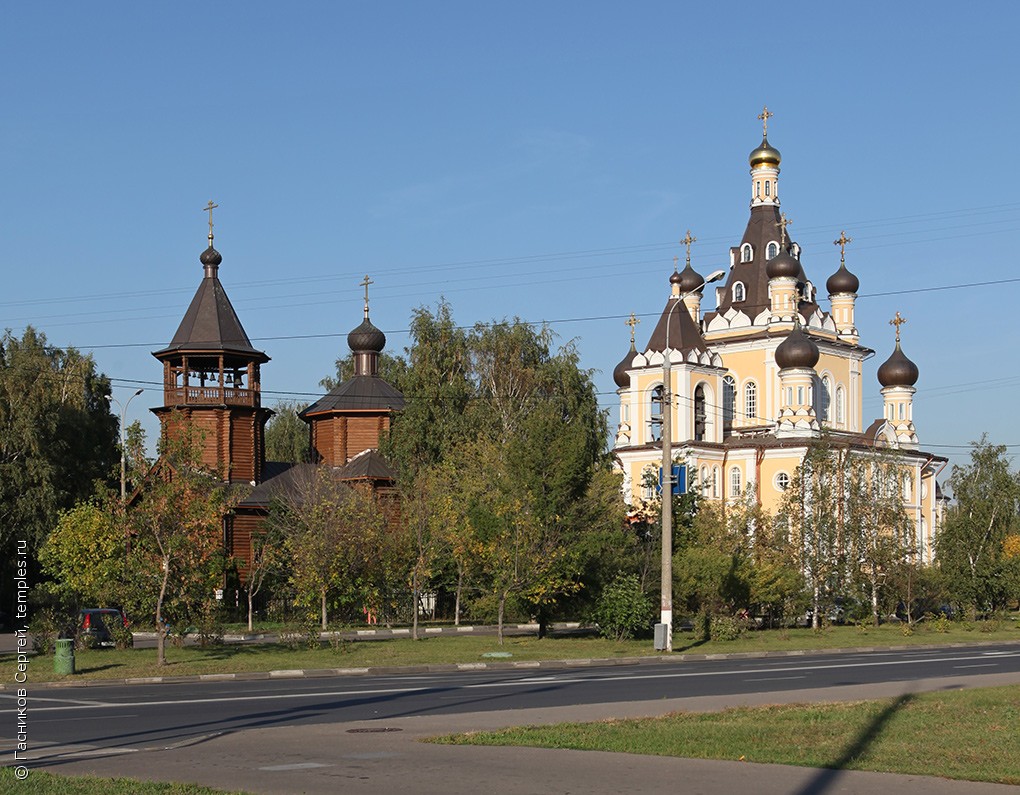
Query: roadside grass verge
2,622,1017,684
0,767,244,794
430,685,1020,785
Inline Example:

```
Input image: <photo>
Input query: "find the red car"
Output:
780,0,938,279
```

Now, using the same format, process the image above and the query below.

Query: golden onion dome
749,136,781,168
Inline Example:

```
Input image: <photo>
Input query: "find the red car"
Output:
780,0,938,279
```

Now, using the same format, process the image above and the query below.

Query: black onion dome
675,262,704,294
826,262,860,295
347,318,386,353
200,246,222,268
613,345,636,388
775,325,819,370
766,249,800,279
749,136,782,168
877,342,919,387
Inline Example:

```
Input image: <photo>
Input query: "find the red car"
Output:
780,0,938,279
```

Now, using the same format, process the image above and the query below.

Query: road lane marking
744,676,806,682
259,762,332,771
0,693,113,707
953,663,999,669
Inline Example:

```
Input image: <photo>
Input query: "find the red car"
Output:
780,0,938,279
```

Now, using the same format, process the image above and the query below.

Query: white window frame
744,381,758,422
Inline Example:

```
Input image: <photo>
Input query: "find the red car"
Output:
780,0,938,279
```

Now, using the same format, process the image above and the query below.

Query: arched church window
712,466,719,498
730,467,742,497
740,244,752,262
744,381,757,422
694,384,707,442
791,243,800,259
766,242,779,260
723,375,736,430
649,385,664,443
764,181,770,197
835,385,845,425
733,282,745,302
819,376,831,422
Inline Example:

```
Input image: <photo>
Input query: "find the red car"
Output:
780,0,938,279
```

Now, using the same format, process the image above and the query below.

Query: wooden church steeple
151,203,272,483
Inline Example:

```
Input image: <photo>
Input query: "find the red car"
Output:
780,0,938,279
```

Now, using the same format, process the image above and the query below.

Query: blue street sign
656,463,687,496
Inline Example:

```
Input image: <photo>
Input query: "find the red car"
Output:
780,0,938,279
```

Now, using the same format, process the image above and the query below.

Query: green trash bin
54,638,75,675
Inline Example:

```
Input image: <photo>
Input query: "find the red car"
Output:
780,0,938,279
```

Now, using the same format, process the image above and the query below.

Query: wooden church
151,208,404,581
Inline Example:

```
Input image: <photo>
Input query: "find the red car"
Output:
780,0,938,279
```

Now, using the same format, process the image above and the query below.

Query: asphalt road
10,643,1020,749
4,644,1020,794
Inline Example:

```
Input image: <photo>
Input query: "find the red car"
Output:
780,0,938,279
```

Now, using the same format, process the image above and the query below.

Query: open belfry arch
612,108,947,562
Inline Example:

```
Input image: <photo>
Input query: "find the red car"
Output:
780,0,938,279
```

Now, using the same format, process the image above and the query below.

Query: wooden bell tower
151,203,272,484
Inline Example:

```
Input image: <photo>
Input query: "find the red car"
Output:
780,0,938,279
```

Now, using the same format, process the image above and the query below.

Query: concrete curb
6,638,1019,691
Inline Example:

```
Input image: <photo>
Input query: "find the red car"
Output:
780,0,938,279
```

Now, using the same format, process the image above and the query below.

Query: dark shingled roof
154,264,268,361
237,453,396,509
704,204,810,324
300,375,405,416
645,298,708,355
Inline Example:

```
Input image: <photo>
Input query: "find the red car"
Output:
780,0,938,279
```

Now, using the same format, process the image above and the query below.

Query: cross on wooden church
834,230,852,265
890,311,907,342
204,200,218,240
758,105,774,137
361,274,374,316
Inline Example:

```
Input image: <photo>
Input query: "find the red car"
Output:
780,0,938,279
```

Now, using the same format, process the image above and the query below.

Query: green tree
382,301,474,482
779,441,847,629
39,499,125,608
937,437,1020,617
270,468,385,629
0,327,118,597
126,426,230,665
265,401,311,463
240,525,288,632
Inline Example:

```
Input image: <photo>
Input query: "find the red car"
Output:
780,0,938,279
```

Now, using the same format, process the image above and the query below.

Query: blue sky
2,3,1018,471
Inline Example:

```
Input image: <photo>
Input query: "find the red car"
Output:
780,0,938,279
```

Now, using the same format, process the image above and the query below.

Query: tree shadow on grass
792,693,914,795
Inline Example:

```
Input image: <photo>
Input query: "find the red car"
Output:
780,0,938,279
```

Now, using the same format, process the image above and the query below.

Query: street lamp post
108,389,144,502
658,269,725,652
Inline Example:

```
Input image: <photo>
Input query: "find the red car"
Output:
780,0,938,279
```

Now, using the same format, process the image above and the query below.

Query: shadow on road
791,693,914,795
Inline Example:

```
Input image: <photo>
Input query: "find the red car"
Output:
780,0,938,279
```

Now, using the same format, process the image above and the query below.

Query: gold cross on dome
360,274,374,309
204,200,219,241
890,311,906,342
758,105,774,137
680,230,697,268
834,230,852,266
625,312,640,345
776,213,792,247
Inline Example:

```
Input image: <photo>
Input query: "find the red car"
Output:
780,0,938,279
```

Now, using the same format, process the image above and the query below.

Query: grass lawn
2,621,1017,684
0,767,243,794
431,685,1020,785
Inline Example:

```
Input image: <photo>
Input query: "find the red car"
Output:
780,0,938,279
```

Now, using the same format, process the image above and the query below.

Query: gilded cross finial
758,105,774,137
776,213,792,247
890,311,906,343
834,230,852,267
360,274,374,319
680,229,696,268
625,313,640,345
204,200,219,244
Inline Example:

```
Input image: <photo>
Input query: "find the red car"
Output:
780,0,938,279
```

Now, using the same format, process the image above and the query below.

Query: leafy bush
710,614,744,641
590,574,651,641
110,623,134,650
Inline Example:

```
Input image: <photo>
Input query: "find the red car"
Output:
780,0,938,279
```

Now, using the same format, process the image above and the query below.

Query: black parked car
78,608,128,647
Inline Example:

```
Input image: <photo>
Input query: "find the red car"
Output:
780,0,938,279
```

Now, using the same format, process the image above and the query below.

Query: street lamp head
705,269,726,285
132,388,144,397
